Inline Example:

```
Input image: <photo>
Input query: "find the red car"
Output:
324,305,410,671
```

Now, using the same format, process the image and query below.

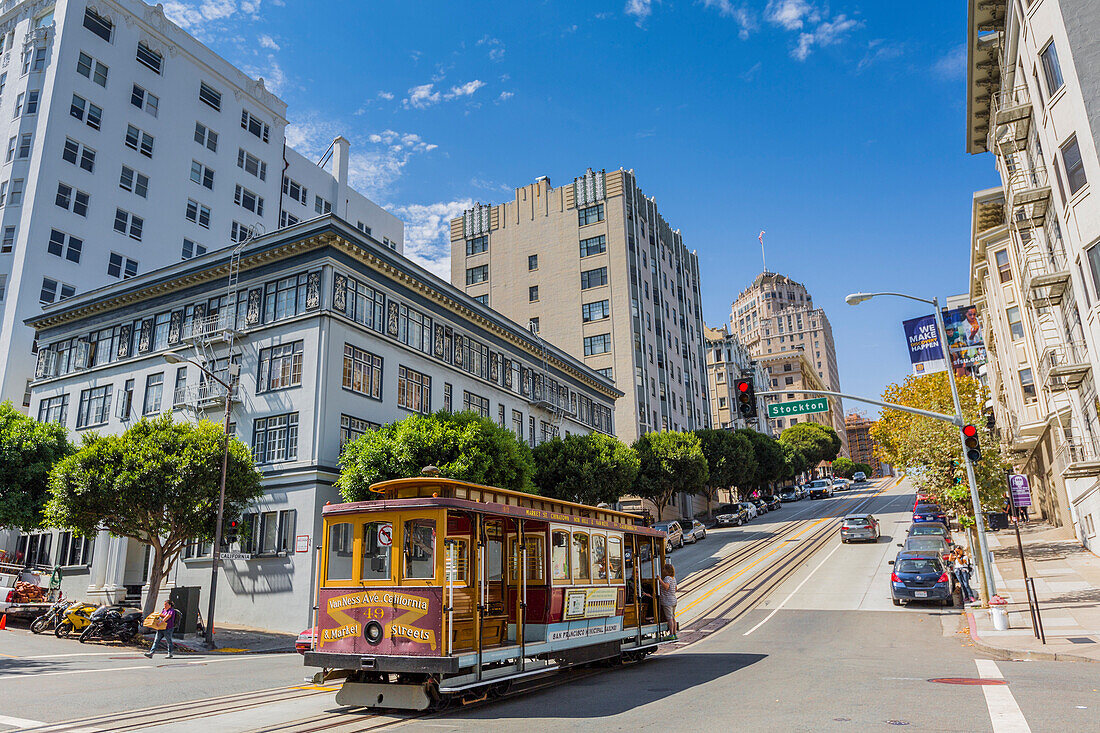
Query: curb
172,641,296,655
962,612,1099,664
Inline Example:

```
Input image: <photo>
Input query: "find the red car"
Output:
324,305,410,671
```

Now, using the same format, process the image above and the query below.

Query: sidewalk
963,521,1100,663
169,623,298,654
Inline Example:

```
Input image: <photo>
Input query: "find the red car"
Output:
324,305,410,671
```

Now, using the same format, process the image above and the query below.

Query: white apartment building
9,217,619,632
0,0,402,407
703,324,771,435
967,0,1100,547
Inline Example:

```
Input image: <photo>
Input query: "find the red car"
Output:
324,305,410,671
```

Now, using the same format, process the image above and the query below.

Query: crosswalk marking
975,659,1031,733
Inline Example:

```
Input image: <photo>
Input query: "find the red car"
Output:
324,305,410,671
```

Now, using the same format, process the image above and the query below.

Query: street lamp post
846,291,996,604
164,352,238,647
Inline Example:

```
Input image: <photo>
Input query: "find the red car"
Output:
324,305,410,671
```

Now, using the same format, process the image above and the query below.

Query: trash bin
169,586,200,635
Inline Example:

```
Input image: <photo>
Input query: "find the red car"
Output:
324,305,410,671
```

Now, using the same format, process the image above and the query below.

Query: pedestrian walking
144,599,179,659
952,548,976,603
657,561,677,637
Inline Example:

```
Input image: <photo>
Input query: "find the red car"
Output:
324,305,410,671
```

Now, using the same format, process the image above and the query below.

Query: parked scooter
79,605,143,644
55,601,98,638
30,595,69,634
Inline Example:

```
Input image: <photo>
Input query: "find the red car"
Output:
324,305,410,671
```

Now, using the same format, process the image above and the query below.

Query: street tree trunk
142,543,166,617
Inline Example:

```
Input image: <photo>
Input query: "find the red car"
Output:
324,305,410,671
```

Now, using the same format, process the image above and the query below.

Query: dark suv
715,503,749,526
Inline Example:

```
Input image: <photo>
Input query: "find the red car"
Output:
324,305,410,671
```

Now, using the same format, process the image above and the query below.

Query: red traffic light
228,520,240,529
738,381,749,393
962,424,977,438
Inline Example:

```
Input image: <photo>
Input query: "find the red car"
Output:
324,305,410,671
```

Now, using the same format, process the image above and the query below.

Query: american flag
759,230,765,244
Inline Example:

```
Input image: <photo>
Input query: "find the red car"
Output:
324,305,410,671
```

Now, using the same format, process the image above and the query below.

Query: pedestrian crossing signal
962,424,981,463
736,378,757,419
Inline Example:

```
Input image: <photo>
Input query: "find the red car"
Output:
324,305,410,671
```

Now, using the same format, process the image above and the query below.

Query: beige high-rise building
729,272,847,454
704,325,771,434
449,168,710,444
758,350,833,439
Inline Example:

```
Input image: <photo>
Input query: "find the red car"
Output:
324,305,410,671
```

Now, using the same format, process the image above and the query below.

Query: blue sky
163,0,996,414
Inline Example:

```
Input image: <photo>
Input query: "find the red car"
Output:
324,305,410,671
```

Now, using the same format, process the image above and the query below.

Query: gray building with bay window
8,215,619,633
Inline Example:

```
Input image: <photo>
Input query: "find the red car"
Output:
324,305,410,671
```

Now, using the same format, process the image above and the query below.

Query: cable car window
360,521,392,580
404,518,436,579
608,536,623,581
551,530,570,581
326,522,353,581
591,534,608,581
509,535,546,584
639,538,656,579
444,538,468,583
572,532,590,582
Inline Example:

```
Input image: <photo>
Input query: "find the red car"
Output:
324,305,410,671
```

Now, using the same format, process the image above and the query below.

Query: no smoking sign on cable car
377,523,393,546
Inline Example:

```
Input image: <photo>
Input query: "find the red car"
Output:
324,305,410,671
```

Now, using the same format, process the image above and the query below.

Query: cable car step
336,681,433,711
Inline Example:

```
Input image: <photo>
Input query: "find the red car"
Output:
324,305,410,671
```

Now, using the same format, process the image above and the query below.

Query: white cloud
161,0,263,35
378,91,395,101
242,55,286,93
764,0,817,30
625,0,655,25
933,44,967,80
392,200,474,279
702,1,756,39
259,34,280,51
740,61,763,82
446,80,486,99
497,91,514,103
404,83,441,109
477,36,505,61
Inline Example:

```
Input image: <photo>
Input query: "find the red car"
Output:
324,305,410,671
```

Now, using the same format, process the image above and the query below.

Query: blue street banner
902,305,987,377
902,314,943,371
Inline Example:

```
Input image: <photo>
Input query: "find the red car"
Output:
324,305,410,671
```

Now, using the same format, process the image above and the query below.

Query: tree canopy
632,431,708,519
46,415,262,614
870,372,1008,524
532,433,639,506
832,456,855,478
0,401,72,530
780,442,808,482
694,429,756,508
737,428,784,489
779,422,841,467
338,411,536,499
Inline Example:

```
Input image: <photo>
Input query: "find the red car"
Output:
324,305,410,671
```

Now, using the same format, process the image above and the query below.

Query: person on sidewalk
952,548,977,603
144,599,179,659
657,561,678,637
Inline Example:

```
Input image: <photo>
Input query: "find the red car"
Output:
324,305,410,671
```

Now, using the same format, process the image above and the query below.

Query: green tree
779,422,841,468
0,401,72,530
632,431,709,520
737,429,784,490
45,415,263,615
532,433,639,506
780,442,808,483
338,411,536,499
694,429,753,513
854,462,875,477
727,432,759,500
832,456,856,478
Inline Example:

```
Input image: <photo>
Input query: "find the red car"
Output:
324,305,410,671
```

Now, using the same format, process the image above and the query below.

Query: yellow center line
678,482,895,617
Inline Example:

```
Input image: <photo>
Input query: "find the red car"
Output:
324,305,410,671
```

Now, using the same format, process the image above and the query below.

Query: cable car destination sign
766,397,829,418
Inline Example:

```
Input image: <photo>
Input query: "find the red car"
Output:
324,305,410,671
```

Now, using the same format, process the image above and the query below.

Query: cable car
305,473,670,709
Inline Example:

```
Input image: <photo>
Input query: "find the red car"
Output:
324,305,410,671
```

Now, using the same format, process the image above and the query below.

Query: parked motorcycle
55,601,98,638
79,606,143,644
30,595,69,634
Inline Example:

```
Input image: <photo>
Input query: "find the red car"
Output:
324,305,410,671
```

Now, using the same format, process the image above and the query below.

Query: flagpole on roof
758,230,766,273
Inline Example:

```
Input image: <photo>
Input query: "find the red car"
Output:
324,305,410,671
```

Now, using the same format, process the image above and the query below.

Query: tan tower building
729,272,847,454
449,169,710,443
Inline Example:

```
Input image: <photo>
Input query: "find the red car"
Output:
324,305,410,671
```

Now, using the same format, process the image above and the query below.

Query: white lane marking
0,653,286,681
0,715,48,728
975,659,1031,733
19,652,128,659
742,541,844,636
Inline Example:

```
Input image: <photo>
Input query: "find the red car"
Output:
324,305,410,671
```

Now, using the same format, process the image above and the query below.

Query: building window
512,409,523,439
444,383,453,412
596,367,613,379
994,249,1012,283
231,221,250,242
76,51,108,86
1006,306,1024,340
47,229,82,262
199,81,222,111
1040,41,1064,96
582,299,610,322
38,394,68,424
463,390,489,417
584,333,612,356
279,210,299,227
356,221,371,235
474,294,488,305
130,84,159,116
252,412,299,463
107,252,138,279
396,303,433,353
529,316,540,332
62,138,96,172
466,234,487,255
119,166,148,198
0,225,14,253
136,42,163,74
69,94,101,130
529,285,539,302
342,276,385,332
14,89,39,117
579,234,607,257
258,341,303,392
581,266,608,289
1019,368,1037,403
241,109,271,142
282,176,307,204
578,203,604,226
528,254,538,270
234,184,264,215
125,125,154,158
182,238,206,260
143,373,164,414
82,7,113,41
173,367,188,405
185,199,211,228
40,278,75,304
190,160,214,189
76,385,112,428
314,195,331,215
343,344,383,399
262,272,312,322
398,366,432,414
340,414,379,447
237,148,267,181
113,209,144,240
1061,136,1087,195
466,265,488,285
55,183,89,216
194,121,218,152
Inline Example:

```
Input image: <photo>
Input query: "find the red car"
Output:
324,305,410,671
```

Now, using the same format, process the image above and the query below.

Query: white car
740,501,759,520
832,478,850,492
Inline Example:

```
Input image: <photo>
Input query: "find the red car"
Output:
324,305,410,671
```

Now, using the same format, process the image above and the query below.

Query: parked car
751,498,769,515
899,536,953,563
296,627,315,654
907,521,953,546
682,519,707,542
832,478,850,493
740,501,759,520
889,551,955,606
807,479,832,499
853,471,867,483
840,514,880,543
913,503,948,525
715,503,749,526
654,520,685,551
780,488,798,502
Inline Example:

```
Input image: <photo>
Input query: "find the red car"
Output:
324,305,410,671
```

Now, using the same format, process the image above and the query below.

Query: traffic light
736,377,757,419
224,518,241,545
962,424,981,462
